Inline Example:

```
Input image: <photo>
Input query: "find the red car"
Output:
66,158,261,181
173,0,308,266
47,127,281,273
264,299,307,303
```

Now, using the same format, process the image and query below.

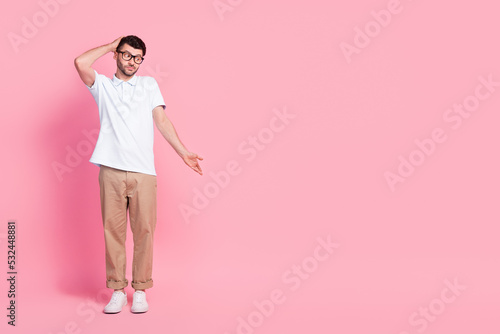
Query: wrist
178,150,190,158
107,42,117,53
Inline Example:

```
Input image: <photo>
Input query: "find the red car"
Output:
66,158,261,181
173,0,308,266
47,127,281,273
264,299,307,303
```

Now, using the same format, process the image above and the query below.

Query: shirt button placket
124,84,131,103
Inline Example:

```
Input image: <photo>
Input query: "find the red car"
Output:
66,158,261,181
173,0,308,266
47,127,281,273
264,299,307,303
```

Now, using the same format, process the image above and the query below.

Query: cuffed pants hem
131,279,153,290
106,279,129,289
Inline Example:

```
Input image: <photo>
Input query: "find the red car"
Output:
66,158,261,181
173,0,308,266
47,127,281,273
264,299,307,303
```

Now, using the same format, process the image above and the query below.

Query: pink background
1,0,499,333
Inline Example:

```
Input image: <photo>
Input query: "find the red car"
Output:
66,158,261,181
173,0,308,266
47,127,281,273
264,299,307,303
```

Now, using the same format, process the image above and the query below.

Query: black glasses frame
117,51,144,64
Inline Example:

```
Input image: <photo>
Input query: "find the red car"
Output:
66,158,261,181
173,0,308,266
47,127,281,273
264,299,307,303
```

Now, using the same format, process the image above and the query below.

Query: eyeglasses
117,51,144,64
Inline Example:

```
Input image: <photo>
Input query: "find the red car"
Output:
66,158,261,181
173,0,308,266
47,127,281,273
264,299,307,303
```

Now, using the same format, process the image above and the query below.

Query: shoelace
134,292,145,304
110,292,123,305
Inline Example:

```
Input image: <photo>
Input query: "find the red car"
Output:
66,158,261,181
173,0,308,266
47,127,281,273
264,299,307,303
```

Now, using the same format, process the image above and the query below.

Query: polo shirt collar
112,74,138,86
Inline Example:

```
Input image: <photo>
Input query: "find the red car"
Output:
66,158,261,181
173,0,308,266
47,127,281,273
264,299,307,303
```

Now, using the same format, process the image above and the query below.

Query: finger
190,153,202,160
192,165,202,175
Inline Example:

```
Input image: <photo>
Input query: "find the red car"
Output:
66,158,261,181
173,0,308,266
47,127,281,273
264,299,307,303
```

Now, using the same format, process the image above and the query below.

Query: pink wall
1,0,499,333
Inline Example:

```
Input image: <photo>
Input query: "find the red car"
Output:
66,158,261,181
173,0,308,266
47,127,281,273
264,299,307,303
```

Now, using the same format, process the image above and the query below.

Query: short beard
117,62,138,77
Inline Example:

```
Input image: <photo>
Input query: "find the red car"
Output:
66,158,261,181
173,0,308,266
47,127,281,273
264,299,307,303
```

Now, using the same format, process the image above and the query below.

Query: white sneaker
103,291,127,314
131,291,149,313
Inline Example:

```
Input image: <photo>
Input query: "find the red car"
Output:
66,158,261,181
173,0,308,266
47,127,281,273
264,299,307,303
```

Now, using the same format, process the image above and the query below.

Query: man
74,36,203,314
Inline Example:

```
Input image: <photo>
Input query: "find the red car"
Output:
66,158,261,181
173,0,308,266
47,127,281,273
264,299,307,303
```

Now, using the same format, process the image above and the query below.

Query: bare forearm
74,37,122,87
153,107,203,175
74,42,115,68
156,117,190,158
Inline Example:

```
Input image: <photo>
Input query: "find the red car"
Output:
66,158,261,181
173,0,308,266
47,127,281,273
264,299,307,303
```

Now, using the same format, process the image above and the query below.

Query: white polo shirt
86,70,166,175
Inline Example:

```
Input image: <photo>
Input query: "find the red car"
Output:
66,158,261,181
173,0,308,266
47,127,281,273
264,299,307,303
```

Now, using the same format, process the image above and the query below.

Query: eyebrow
119,50,143,58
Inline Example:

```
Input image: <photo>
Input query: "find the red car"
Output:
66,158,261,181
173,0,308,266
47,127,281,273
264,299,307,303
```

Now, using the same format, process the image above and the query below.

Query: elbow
154,118,167,133
153,109,167,126
74,56,86,70
74,57,81,69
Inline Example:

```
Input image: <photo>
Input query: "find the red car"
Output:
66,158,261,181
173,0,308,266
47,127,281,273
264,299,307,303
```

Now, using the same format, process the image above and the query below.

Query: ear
113,52,118,60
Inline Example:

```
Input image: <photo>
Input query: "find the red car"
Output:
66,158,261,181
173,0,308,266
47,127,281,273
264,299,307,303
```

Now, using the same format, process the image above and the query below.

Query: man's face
114,43,144,77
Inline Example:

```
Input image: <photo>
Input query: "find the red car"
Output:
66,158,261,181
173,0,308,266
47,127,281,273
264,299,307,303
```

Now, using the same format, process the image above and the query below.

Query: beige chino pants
98,165,157,290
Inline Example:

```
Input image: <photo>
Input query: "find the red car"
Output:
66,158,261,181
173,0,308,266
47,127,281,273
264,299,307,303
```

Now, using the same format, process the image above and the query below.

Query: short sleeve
86,69,103,107
87,69,100,91
150,78,166,111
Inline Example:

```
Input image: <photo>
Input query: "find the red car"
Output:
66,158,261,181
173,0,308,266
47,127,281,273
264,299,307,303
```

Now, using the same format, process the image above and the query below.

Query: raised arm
153,106,203,175
74,36,123,87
